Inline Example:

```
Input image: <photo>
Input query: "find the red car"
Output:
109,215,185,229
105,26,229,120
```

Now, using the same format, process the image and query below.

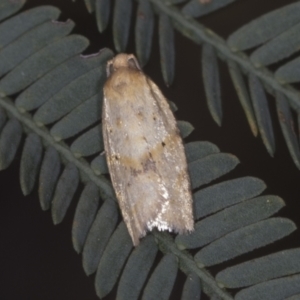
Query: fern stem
149,0,300,111
0,96,116,202
153,231,233,300
0,95,232,299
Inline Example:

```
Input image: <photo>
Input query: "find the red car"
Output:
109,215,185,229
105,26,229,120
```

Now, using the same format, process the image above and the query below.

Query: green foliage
1,1,300,299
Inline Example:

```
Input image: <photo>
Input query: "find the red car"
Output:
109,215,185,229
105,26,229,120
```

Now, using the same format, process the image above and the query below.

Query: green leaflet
249,74,275,157
71,125,104,158
185,141,220,163
113,0,132,52
84,0,95,13
16,49,113,112
159,13,175,86
91,154,108,175
95,0,110,32
193,177,266,219
285,294,300,300
228,61,258,136
235,274,300,300
135,0,154,67
217,249,300,289
0,35,89,95
168,100,178,112
51,163,79,224
250,23,300,67
117,235,158,299
72,182,101,253
142,254,178,300
20,133,43,195
0,0,26,22
95,222,133,298
188,153,239,190
227,2,300,51
181,273,201,300
195,218,296,267
202,43,222,126
275,56,300,84
176,196,284,249
84,0,96,13
51,94,102,141
82,200,119,275
0,118,22,170
182,0,236,18
33,65,106,125
178,120,194,139
0,19,75,82
275,92,300,169
0,6,60,49
38,146,61,211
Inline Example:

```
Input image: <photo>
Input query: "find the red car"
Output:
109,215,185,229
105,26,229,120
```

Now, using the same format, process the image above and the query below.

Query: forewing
102,70,193,246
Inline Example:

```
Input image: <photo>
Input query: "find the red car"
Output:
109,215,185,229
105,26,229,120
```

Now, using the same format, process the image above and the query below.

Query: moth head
106,53,142,77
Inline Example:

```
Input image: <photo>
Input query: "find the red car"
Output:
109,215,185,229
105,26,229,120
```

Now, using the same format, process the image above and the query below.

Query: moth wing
145,78,194,230
103,72,193,246
102,97,145,246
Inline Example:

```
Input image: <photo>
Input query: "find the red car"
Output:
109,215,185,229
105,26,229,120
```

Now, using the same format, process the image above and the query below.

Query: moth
102,53,194,246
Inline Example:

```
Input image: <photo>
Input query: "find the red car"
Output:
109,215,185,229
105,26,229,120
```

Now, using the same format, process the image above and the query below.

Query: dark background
0,0,299,299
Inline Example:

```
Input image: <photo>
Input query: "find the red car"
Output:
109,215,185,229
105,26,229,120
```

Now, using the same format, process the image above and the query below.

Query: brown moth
102,53,194,246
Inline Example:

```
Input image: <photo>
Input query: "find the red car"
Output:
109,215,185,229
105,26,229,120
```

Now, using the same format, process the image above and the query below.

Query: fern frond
150,0,300,166
1,2,300,300
88,0,300,168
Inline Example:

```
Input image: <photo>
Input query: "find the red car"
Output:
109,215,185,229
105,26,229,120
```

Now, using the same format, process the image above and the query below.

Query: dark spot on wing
131,168,142,177
141,158,156,173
